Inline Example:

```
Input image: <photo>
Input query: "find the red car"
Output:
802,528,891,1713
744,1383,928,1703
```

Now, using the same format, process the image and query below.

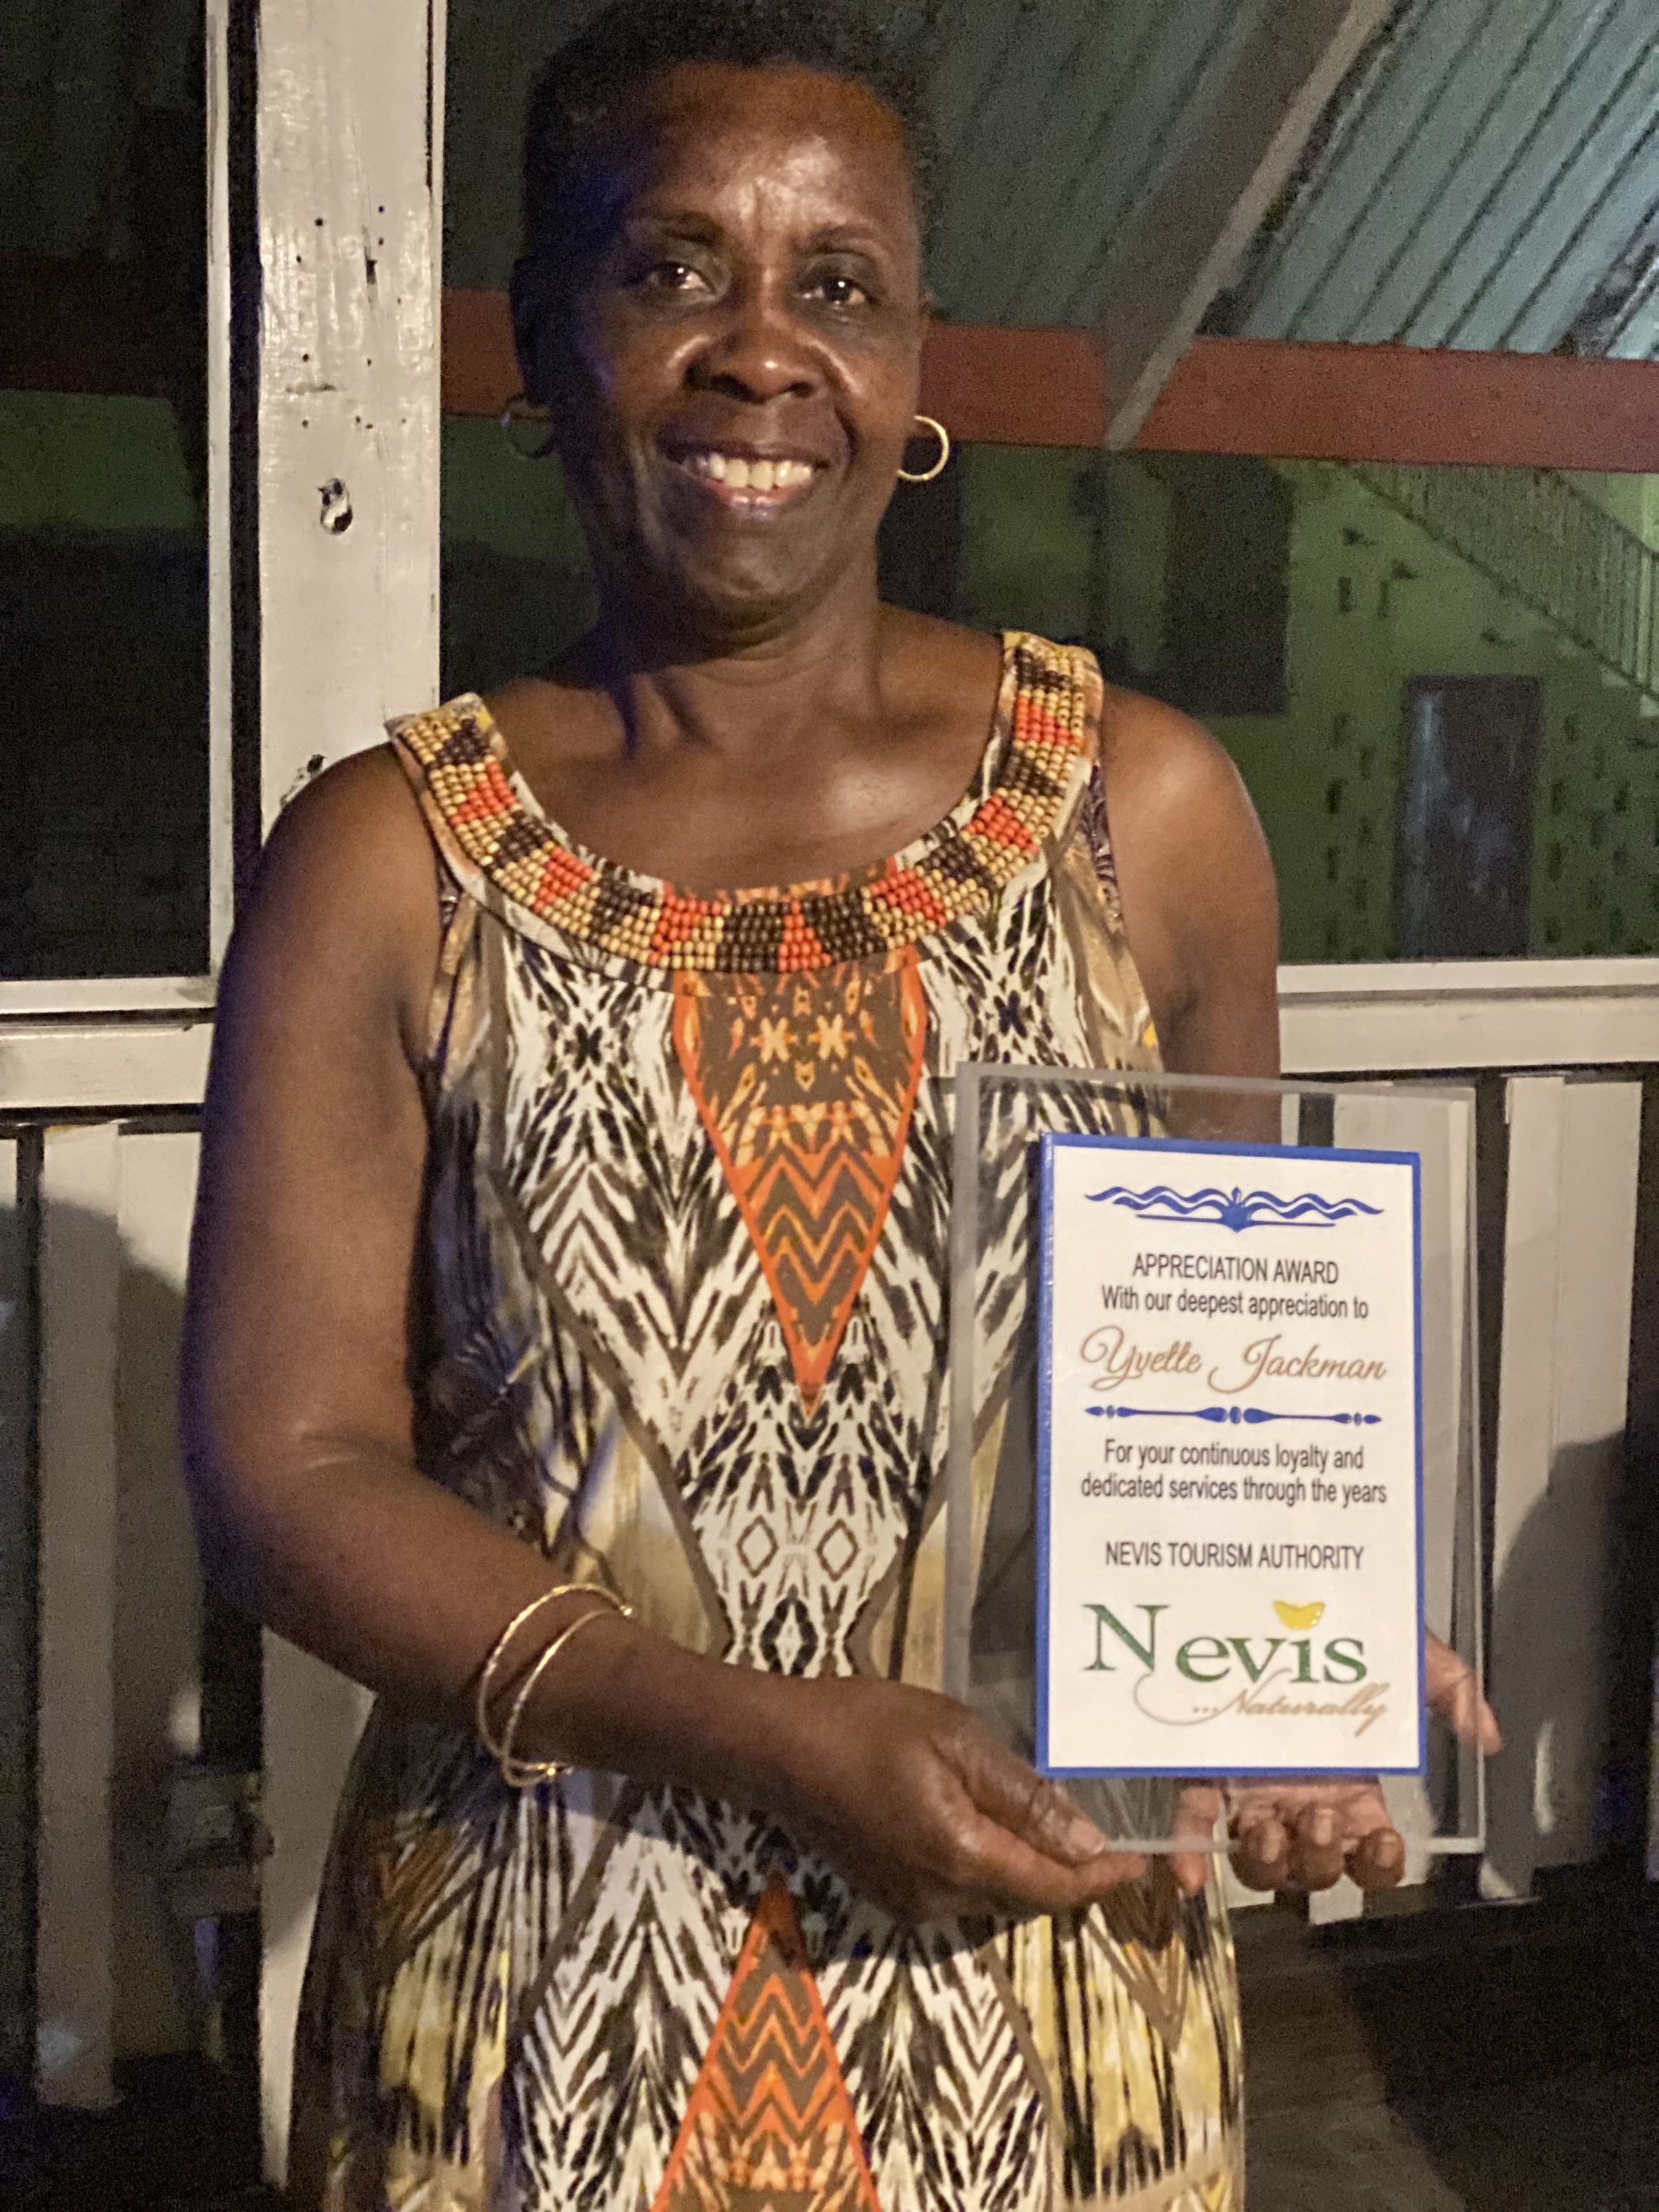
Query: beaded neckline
392,632,1096,975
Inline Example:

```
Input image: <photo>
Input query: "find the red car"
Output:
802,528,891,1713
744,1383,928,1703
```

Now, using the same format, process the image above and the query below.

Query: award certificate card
1036,1134,1425,1777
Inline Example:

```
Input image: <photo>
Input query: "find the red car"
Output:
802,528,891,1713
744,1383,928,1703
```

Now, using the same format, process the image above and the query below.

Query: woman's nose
694,283,819,404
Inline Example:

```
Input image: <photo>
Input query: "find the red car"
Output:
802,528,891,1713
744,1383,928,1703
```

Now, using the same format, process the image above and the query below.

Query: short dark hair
519,0,939,270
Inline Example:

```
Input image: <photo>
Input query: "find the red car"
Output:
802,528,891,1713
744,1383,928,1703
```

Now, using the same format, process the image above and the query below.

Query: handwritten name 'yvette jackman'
1079,1323,1386,1395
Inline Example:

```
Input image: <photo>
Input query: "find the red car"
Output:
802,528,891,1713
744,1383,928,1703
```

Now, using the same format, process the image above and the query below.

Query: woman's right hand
767,1674,1144,1922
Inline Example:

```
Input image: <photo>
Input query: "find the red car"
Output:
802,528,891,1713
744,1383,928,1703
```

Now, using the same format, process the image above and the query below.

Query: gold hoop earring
897,414,951,484
499,392,557,461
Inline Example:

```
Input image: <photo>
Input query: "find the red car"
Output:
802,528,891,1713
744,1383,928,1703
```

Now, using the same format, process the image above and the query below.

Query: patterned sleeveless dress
289,632,1243,2212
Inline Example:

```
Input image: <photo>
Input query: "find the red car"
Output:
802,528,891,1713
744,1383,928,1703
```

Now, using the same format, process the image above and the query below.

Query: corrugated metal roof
1224,0,1659,353
443,0,1659,347
442,0,1281,325
905,0,1281,326
9,0,1656,365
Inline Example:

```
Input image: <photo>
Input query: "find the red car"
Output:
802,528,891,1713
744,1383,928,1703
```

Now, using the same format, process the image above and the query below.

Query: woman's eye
640,259,711,296
806,270,874,310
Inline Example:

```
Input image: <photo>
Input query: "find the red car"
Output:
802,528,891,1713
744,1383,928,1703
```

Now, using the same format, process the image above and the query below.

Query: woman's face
525,63,927,642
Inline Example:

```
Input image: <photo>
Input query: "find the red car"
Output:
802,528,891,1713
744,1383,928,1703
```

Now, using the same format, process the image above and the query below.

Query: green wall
953,448,1659,964
1210,464,1659,962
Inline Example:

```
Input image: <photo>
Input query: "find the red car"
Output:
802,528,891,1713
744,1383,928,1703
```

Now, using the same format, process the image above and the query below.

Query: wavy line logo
1084,1183,1382,1233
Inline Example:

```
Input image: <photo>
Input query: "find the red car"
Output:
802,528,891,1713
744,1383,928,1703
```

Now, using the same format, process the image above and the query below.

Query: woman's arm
1098,685,1281,1084
182,751,1142,1921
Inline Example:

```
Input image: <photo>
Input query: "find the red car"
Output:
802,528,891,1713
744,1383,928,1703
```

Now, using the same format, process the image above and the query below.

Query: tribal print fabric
288,633,1243,2212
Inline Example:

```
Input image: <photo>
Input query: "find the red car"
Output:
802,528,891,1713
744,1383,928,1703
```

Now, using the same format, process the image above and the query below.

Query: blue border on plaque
1033,1131,1428,1782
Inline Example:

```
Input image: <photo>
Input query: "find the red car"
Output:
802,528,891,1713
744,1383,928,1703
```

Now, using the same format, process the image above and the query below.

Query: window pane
1,3,208,982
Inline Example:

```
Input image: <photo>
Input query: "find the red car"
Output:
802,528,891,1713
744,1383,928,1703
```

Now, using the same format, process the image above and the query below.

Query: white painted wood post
253,0,445,813
0,1138,29,2072
248,0,445,2178
35,1124,124,2108
112,1131,207,2058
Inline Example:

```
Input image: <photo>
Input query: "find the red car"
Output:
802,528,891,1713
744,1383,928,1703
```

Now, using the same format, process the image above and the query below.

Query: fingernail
1310,1808,1336,1847
1063,1813,1107,1860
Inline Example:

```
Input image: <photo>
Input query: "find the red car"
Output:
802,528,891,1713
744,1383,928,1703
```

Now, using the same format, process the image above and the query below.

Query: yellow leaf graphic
1273,1599,1325,1631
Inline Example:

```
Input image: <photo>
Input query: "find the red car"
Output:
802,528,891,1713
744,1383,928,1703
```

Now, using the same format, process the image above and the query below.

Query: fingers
1229,1812,1290,1892
958,1733,1109,1868
1286,1804,1347,1891
954,1813,1147,1916
1425,1632,1503,1753
1229,1799,1407,1894
948,1732,1144,1911
1171,1785,1224,1898
1350,1827,1406,1891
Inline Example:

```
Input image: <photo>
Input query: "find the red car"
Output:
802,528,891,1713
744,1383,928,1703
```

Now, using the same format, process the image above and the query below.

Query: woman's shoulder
1096,678,1252,815
262,741,433,886
232,743,442,1048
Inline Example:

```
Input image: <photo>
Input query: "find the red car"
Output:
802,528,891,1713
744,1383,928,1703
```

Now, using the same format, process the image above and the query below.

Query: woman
184,6,1471,2206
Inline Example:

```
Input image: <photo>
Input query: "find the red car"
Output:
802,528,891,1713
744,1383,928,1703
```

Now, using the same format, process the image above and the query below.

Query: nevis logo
1081,1598,1389,1738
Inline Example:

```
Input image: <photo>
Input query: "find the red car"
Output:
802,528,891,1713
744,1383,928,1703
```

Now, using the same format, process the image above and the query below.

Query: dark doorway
1142,454,1293,718
1396,676,1542,960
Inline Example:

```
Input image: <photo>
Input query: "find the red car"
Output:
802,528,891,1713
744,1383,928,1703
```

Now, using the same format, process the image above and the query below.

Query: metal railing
1350,463,1659,709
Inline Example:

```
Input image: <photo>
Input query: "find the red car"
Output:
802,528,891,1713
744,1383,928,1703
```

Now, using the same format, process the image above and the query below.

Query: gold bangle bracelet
474,1581,626,1764
495,1596,632,1787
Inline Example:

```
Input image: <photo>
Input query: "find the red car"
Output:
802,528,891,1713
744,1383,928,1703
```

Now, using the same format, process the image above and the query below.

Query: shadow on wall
1,1188,297,2185
1482,1435,1622,1903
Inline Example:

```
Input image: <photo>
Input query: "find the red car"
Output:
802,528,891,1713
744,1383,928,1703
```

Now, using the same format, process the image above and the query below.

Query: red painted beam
14,271,1659,475
0,260,179,398
1138,337,1659,474
442,294,1659,472
442,285,518,418
918,322,1106,447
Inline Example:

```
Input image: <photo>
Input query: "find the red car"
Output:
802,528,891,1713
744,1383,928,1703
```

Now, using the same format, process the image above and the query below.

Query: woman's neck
578,562,894,772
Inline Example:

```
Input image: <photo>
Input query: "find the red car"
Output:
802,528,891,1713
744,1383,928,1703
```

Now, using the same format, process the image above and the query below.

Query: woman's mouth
667,448,823,512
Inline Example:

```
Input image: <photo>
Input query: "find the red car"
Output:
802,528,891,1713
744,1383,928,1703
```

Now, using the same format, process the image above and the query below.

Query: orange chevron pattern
672,957,927,1414
391,632,1094,975
650,1881,884,2212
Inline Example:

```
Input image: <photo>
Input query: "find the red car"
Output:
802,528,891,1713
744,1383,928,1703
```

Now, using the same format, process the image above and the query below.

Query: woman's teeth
683,453,815,493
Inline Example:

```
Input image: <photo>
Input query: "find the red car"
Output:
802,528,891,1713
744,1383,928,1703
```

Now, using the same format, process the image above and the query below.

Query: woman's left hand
1170,1630,1502,1897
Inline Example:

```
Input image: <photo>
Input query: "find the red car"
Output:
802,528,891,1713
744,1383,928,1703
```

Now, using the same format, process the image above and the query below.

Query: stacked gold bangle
474,1582,632,1788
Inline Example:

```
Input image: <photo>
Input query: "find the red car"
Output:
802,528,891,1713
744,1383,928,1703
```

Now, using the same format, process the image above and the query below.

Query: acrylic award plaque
944,1065,1487,1858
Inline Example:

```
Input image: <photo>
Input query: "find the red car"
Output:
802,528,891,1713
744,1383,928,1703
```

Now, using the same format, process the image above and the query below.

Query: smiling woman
181,6,1336,2210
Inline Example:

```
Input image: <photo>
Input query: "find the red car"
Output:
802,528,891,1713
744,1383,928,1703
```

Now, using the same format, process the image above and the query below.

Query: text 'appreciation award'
1037,1135,1423,1778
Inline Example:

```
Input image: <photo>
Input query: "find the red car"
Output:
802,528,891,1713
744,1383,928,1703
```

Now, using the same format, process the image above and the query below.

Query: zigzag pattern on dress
821,1910,1052,2212
672,957,927,1414
650,1879,884,2212
510,1793,751,2207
